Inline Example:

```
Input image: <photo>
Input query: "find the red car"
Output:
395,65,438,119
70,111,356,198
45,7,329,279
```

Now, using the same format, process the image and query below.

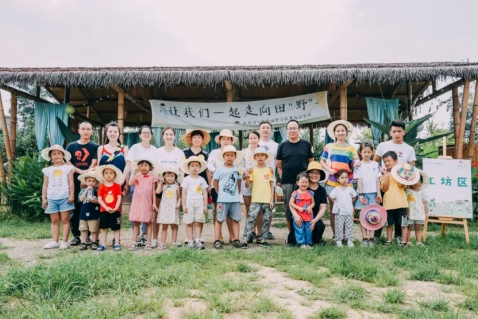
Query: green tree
446,87,478,143
353,127,373,143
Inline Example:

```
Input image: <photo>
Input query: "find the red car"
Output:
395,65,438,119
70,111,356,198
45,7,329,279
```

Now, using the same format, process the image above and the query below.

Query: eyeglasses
287,127,299,131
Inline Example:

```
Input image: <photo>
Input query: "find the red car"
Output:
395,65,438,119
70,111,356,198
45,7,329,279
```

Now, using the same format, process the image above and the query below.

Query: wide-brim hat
417,169,430,190
157,166,184,183
77,171,101,184
327,120,354,140
306,161,327,183
214,129,238,144
391,163,420,186
216,145,243,165
131,158,155,170
182,156,207,175
248,147,273,163
41,144,71,162
359,205,387,231
95,164,123,184
184,129,211,147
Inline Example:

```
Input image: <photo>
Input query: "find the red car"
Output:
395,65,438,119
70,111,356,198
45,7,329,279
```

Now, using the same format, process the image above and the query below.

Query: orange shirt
98,183,122,212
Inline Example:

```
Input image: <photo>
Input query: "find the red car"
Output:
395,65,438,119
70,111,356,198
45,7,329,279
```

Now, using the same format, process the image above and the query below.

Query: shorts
282,183,295,219
45,197,75,214
99,211,121,231
386,208,407,228
408,219,425,226
325,184,335,196
183,198,206,224
211,188,218,203
216,202,241,223
79,219,100,232
355,193,378,210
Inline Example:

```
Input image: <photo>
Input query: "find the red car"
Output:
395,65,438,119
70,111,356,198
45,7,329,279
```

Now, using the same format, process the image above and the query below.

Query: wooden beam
44,86,63,103
77,88,107,124
390,82,403,99
432,80,437,92
109,84,151,113
407,82,413,120
309,123,314,146
134,84,151,108
328,78,354,106
468,81,478,159
35,86,41,98
0,84,48,103
72,113,103,126
10,94,17,158
456,80,470,159
411,80,432,105
415,78,466,107
339,82,348,120
118,92,125,144
64,87,70,103
452,87,460,153
0,91,14,174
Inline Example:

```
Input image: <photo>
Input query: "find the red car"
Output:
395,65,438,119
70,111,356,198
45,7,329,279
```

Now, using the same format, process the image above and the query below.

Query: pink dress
129,173,157,223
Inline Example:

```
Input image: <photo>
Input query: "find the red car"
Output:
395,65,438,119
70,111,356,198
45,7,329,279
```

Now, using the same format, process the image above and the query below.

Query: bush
0,152,46,221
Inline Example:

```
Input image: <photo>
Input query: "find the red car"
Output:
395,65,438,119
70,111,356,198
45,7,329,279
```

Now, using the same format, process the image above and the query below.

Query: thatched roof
1,62,477,88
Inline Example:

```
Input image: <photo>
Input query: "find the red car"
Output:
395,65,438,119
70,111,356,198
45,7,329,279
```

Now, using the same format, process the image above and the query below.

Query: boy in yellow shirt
380,151,409,246
241,147,274,248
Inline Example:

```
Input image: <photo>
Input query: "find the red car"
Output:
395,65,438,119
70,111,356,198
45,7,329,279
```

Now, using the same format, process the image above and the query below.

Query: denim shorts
45,197,75,214
355,192,378,209
216,202,241,222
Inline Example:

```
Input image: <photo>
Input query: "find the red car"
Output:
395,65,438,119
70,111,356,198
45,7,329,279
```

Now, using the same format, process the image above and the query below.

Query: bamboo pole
456,80,470,159
340,82,347,120
452,87,460,153
309,123,314,146
9,94,17,158
0,90,14,175
118,92,125,144
467,81,478,159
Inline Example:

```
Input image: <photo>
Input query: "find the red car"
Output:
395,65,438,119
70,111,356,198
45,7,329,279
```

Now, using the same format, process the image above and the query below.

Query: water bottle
87,189,94,200
207,195,213,220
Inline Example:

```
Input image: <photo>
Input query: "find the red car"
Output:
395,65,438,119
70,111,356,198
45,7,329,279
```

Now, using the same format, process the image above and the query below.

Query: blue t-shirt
78,188,100,220
213,166,242,203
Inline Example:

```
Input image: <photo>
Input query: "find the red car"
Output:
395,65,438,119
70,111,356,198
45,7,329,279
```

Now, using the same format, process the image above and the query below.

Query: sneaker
240,242,248,249
361,240,369,247
300,245,307,249
97,245,106,251
399,242,408,247
114,244,121,251
266,232,275,240
140,233,147,245
59,241,69,250
248,232,256,244
187,240,195,249
200,237,205,244
232,240,241,248
195,241,205,250
396,237,402,245
331,235,337,245
151,239,158,248
407,242,413,247
171,242,181,248
336,241,343,247
43,241,60,249
305,245,312,249
416,242,425,247
368,240,375,247
347,240,354,248
257,239,270,248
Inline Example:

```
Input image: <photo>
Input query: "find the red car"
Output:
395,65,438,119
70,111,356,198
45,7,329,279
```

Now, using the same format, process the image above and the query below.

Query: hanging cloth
279,126,287,141
123,132,140,148
206,132,219,153
173,128,181,146
152,127,163,148
365,97,399,144
273,130,283,144
34,102,69,149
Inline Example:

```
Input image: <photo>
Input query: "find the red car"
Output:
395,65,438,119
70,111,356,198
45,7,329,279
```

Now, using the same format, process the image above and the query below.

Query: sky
1,0,477,129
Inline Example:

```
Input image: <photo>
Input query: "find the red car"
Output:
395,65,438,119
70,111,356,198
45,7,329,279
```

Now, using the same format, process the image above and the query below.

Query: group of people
41,117,429,251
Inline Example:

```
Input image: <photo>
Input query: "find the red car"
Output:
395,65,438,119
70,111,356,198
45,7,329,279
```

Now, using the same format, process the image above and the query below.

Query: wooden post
407,82,413,120
0,91,14,174
467,81,478,159
118,92,125,144
456,80,470,159
64,87,70,103
309,123,314,146
340,83,347,120
9,94,17,158
452,87,460,153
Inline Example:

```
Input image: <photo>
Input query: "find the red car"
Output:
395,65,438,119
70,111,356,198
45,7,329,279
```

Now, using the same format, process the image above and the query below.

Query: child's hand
381,167,388,175
68,195,75,203
309,220,317,231
203,206,208,214
269,200,274,209
353,160,361,168
329,169,337,175
134,168,139,175
153,205,159,212
360,195,367,205
175,203,180,209
293,214,303,228
42,199,47,209
305,206,313,213
183,206,188,213
376,195,382,204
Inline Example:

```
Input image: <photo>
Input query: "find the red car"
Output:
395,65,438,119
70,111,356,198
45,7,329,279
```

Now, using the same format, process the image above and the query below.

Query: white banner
150,92,330,129
423,158,473,218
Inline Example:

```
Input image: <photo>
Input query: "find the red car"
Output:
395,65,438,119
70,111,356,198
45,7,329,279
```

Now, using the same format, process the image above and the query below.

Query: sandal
129,243,138,251
69,237,81,246
232,240,241,248
145,243,152,250
90,241,99,250
214,240,223,249
158,243,167,250
384,241,392,246
79,243,89,250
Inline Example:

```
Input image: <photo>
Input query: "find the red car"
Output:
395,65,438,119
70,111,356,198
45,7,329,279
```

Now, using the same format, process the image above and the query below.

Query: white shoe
336,241,343,247
305,245,312,249
347,240,354,247
59,241,70,250
151,239,158,248
187,240,195,249
43,241,60,249
396,237,402,244
300,245,307,249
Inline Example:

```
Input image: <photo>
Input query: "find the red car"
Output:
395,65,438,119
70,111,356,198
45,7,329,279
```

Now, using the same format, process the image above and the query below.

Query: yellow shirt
250,166,273,203
381,174,408,210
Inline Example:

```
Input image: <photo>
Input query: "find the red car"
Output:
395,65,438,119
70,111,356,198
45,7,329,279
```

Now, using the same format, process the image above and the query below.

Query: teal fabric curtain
365,98,399,144
34,103,49,151
124,132,140,148
152,127,162,147
174,128,181,146
206,132,219,153
325,129,334,144
279,127,287,141
34,102,68,149
273,130,282,144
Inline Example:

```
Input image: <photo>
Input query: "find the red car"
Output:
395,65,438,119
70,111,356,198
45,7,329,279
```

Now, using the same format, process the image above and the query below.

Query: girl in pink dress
128,158,157,250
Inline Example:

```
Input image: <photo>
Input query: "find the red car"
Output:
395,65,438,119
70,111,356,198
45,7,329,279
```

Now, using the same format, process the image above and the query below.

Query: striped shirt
321,143,359,187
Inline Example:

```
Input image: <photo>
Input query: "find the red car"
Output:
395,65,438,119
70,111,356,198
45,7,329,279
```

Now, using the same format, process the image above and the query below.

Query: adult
320,120,360,243
151,127,185,248
257,120,280,239
287,161,327,245
207,129,236,243
373,120,417,240
276,120,314,231
66,121,99,246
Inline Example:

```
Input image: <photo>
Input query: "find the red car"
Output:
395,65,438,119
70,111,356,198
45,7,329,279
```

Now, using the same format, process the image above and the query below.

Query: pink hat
359,205,387,231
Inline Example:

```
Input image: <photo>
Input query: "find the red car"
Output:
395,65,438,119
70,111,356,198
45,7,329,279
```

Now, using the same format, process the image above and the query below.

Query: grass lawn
1,213,478,318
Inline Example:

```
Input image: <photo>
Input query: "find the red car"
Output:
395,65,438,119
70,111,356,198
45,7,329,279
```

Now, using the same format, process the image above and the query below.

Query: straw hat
77,171,101,184
216,145,243,164
391,163,420,186
214,129,238,144
157,166,184,183
41,144,71,162
184,129,211,147
327,120,354,140
306,161,327,184
133,158,155,169
95,164,123,184
248,147,273,163
359,205,387,231
416,169,430,190
181,156,207,175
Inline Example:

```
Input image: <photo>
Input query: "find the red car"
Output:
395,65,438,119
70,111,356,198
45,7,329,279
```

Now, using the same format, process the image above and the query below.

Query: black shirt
308,185,327,217
183,148,209,182
66,141,99,195
276,139,313,184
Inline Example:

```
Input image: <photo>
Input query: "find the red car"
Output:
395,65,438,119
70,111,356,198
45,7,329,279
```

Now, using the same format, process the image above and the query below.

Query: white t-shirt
207,148,224,188
126,143,157,163
181,175,209,200
329,186,357,216
259,139,279,171
406,189,428,221
154,147,185,170
353,161,381,194
42,165,74,200
376,140,416,165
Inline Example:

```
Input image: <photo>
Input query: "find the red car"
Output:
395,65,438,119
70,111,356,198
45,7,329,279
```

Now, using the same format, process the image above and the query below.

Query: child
380,151,409,246
77,171,101,250
156,167,182,249
353,142,382,247
241,147,274,249
128,158,157,251
181,156,209,250
213,145,243,249
405,171,429,246
96,164,123,251
328,169,357,247
289,172,316,249
41,145,75,250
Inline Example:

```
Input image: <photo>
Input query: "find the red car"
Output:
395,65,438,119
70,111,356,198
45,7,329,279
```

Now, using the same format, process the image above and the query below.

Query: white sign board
150,92,330,129
423,158,473,218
